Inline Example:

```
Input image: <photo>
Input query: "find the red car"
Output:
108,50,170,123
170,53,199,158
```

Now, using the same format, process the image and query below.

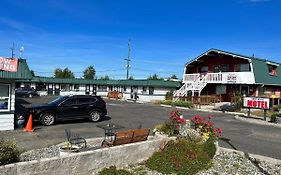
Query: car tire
89,110,101,122
40,112,56,126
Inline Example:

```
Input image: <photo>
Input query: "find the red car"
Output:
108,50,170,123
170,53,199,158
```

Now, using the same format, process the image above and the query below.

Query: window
258,86,265,96
36,83,47,91
213,64,229,72
213,65,220,73
221,64,229,72
61,84,70,91
0,84,9,111
234,63,250,72
77,97,90,104
62,98,77,106
98,85,107,92
268,65,277,76
149,87,154,95
198,66,208,73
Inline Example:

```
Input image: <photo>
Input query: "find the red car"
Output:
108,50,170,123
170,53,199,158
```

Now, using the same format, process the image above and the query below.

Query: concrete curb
234,115,281,128
159,104,189,110
219,147,281,164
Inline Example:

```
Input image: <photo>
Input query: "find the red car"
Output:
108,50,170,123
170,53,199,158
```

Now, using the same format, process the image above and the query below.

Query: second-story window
213,64,229,73
198,66,208,73
234,63,250,72
268,65,278,76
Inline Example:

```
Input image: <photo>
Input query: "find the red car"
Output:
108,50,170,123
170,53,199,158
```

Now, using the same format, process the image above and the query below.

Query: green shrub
154,123,179,136
145,138,214,175
98,166,133,175
160,100,173,105
203,138,216,158
233,95,243,111
172,100,193,108
0,139,20,166
160,100,193,108
270,113,278,122
165,91,174,100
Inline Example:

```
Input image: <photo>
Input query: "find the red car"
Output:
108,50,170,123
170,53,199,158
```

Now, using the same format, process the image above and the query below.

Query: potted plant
59,141,79,156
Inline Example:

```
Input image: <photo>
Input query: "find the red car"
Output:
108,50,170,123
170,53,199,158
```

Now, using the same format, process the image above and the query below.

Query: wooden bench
65,129,87,148
102,128,150,147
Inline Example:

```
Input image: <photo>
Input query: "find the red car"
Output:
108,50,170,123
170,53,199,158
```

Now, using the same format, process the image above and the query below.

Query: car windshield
47,96,68,105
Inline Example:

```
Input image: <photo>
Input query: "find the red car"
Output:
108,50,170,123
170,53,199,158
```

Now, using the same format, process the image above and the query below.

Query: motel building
17,77,180,102
0,57,32,130
0,57,180,131
174,48,281,104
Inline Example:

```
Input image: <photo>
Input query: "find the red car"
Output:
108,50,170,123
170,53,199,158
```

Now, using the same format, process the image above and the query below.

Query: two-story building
174,48,281,103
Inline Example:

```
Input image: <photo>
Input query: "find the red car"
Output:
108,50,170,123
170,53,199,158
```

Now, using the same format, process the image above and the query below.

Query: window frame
0,84,10,112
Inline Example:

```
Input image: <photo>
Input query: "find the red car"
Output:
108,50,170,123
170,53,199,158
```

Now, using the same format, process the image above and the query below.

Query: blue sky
0,0,280,79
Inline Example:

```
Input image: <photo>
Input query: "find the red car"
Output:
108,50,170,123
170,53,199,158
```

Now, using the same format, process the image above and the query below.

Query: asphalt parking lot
1,96,281,160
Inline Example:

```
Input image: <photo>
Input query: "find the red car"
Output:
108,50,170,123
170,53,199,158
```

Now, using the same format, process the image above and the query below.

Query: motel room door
92,84,97,95
85,84,90,95
131,86,138,100
54,84,60,96
48,84,53,95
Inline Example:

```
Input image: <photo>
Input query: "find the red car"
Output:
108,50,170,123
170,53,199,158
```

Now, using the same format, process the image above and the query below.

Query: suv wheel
89,110,101,122
40,113,55,126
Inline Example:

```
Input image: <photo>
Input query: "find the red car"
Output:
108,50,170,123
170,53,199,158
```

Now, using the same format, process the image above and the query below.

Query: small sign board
0,57,18,72
243,97,270,110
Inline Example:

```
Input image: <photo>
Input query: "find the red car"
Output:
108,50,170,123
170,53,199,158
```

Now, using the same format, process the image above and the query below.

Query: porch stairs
173,74,208,100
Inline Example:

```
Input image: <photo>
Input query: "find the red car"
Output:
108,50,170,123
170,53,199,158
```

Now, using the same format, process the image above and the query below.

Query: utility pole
125,39,131,80
11,42,15,58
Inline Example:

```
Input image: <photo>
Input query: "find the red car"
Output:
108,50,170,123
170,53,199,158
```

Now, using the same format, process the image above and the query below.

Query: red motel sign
0,57,18,72
243,97,270,110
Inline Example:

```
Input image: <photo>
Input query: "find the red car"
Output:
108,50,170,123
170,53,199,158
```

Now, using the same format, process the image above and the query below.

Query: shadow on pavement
220,137,270,175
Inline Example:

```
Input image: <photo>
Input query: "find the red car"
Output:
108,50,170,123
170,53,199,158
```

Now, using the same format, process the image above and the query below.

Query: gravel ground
119,150,281,175
19,141,281,175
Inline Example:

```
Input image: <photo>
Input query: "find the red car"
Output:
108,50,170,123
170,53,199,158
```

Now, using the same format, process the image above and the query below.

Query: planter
59,145,79,156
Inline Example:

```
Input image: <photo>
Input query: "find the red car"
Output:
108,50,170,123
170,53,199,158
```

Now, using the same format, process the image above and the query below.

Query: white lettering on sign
0,57,18,72
243,97,270,109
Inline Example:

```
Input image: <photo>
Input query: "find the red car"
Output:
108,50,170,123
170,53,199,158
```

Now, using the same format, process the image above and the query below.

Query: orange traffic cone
24,114,34,132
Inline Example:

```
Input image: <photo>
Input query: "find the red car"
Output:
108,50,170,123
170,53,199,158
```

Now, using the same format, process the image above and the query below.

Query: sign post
243,97,270,121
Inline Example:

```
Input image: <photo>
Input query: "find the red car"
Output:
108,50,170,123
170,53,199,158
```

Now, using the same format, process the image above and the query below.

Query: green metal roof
0,59,32,79
186,48,281,85
18,76,181,88
251,59,281,85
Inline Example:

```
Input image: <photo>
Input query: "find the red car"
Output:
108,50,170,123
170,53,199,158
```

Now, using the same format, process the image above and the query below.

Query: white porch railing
183,72,255,84
175,71,255,100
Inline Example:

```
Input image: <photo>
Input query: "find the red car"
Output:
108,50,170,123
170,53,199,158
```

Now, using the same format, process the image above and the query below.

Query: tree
147,73,163,80
99,75,110,80
54,68,75,78
30,70,35,77
83,66,96,79
128,76,134,80
170,74,178,79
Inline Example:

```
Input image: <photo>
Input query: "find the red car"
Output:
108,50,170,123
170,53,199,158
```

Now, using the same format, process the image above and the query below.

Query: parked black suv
15,87,39,98
25,95,107,126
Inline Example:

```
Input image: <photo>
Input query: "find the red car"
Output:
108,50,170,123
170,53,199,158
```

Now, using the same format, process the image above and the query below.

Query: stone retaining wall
0,136,167,175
